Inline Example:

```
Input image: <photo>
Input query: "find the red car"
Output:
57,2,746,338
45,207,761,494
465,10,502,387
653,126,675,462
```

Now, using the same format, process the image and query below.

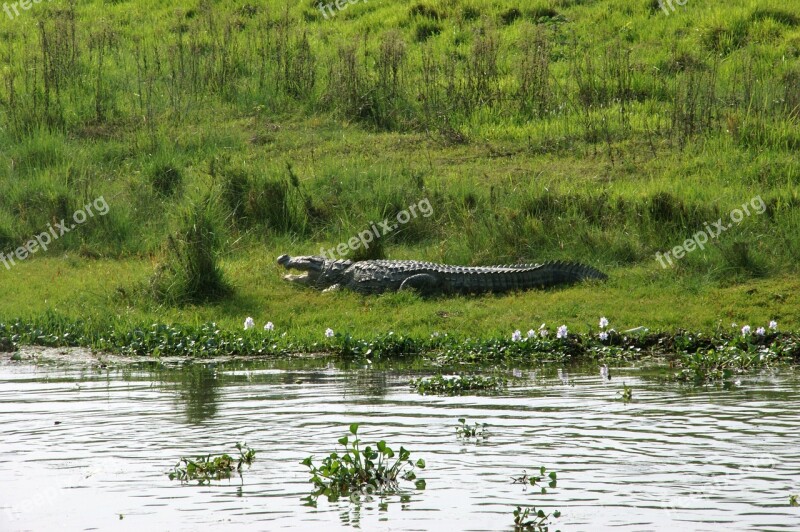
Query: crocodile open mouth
277,255,323,285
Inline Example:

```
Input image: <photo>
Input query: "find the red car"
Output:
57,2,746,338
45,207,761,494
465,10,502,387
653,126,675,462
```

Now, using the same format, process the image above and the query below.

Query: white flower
741,325,751,336
264,321,274,331
527,329,536,338
512,330,522,342
755,327,765,336
599,331,609,341
431,331,440,338
556,325,568,339
599,317,609,329
244,317,255,330
539,323,549,337
325,328,335,338
769,320,778,331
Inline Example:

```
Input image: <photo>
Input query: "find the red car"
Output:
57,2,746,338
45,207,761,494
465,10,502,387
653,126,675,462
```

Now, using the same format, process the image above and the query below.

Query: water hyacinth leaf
415,479,426,489
553,510,562,518
338,436,348,446
349,423,359,435
549,480,557,488
416,459,426,468
549,471,557,480
377,440,387,453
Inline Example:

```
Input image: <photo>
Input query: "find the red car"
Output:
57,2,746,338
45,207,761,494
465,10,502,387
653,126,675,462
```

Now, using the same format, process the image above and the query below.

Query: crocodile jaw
277,255,325,286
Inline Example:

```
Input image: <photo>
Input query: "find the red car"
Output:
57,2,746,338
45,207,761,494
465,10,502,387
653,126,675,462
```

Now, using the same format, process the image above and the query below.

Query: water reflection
169,363,221,423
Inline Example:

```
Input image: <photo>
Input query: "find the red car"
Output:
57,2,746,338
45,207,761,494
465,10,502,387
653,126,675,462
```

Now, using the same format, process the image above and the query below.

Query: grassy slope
0,0,799,336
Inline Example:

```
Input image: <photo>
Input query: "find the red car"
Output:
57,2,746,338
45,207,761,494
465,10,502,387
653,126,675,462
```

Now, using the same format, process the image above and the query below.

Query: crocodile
277,255,607,296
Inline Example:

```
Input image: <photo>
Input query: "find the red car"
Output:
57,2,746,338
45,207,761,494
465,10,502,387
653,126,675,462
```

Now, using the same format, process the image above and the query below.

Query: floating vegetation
513,505,561,531
1,314,799,383
168,442,256,485
455,418,489,440
511,467,558,494
301,424,426,504
619,383,633,402
410,374,507,395
674,345,779,384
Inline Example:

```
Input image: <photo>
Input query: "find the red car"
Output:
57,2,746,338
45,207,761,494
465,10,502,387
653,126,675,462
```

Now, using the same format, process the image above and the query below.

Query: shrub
149,195,230,304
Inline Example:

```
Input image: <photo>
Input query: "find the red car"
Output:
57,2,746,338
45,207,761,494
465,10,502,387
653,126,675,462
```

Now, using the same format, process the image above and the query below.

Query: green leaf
377,440,387,453
458,418,465,424
416,458,426,469
553,510,562,518
338,436,349,446
414,479,426,490
349,423,359,435
549,471,557,480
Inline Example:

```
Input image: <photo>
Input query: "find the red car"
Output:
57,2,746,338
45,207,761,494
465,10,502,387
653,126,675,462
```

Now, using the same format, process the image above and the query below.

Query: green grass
0,0,799,339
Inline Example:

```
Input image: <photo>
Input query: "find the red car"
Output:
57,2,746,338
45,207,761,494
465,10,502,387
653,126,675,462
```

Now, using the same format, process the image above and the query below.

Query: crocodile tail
536,261,608,285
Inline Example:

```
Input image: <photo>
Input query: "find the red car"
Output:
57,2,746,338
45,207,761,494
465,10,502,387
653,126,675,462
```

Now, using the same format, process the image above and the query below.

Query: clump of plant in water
301,424,426,504
168,442,256,484
456,417,489,440
511,466,558,494
513,505,561,531
618,382,633,402
410,374,507,395
674,345,779,383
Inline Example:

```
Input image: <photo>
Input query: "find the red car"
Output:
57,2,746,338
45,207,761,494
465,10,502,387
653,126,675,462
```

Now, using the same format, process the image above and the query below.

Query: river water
1,357,798,531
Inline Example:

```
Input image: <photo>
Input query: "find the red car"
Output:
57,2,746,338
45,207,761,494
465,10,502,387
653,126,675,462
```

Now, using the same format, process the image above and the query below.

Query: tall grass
0,0,797,282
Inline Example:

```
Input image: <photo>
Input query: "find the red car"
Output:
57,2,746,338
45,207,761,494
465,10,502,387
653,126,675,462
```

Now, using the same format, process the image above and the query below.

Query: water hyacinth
512,330,522,342
264,322,274,331
556,325,568,339
539,323,549,338
527,329,536,339
325,328,335,338
741,325,751,336
769,320,778,331
756,327,766,336
599,317,609,329
244,317,255,330
599,331,609,341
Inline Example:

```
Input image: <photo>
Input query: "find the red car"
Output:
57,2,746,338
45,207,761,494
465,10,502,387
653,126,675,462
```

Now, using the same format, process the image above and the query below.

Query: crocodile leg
399,273,441,295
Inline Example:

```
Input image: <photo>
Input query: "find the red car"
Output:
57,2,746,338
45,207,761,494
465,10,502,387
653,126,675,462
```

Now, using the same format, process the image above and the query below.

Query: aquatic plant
619,383,633,402
674,345,778,383
455,418,489,440
301,424,426,503
790,494,798,506
409,374,507,395
168,442,256,485
511,466,558,494
512,505,561,531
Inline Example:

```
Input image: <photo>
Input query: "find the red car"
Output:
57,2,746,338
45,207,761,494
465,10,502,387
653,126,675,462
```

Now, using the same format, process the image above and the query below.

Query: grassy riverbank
1,0,799,338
